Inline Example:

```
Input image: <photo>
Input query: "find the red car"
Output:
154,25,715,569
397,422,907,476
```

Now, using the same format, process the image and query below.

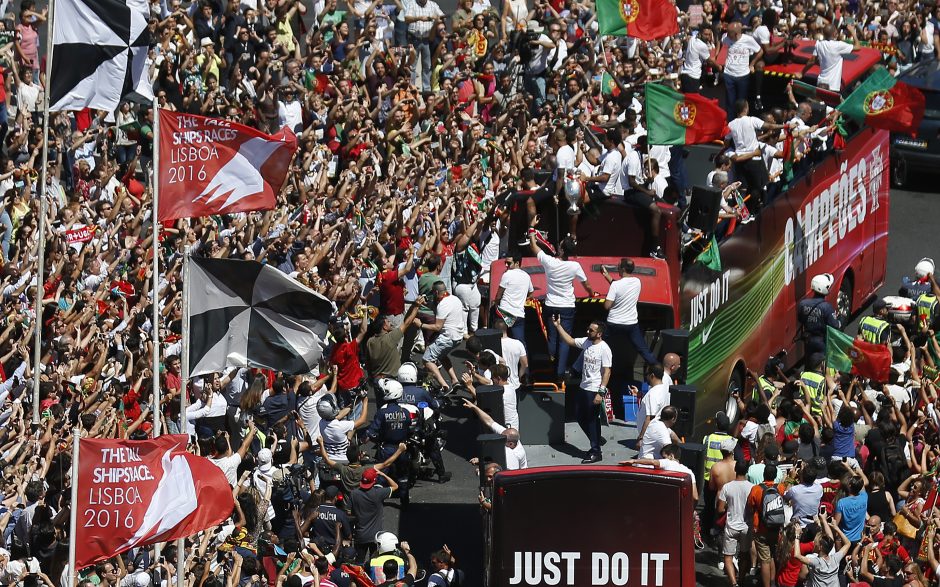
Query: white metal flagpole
176,250,190,587
68,427,80,586
151,99,162,437
33,0,56,426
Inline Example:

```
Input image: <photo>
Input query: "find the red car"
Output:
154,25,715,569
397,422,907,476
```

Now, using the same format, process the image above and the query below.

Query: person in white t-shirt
680,27,717,92
638,406,680,459
463,398,527,470
317,393,370,464
421,283,466,390
493,254,533,345
530,232,595,383
580,129,624,199
800,25,856,92
635,363,671,445
721,23,762,121
620,442,698,501
553,316,612,463
497,319,528,390
728,99,789,208
601,259,658,366
208,423,256,486
465,363,519,430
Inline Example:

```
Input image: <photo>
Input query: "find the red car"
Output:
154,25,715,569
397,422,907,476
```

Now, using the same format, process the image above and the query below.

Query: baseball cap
360,468,379,489
257,448,273,465
873,297,888,312
324,485,340,498
720,438,737,454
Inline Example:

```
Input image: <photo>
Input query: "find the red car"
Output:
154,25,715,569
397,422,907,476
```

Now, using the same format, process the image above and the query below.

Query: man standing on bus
798,24,858,92
798,273,841,355
552,316,612,463
601,258,658,364
858,298,891,345
531,230,596,385
728,99,790,209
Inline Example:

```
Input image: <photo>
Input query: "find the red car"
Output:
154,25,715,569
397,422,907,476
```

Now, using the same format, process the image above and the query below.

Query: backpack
432,569,464,587
759,484,786,530
882,437,910,488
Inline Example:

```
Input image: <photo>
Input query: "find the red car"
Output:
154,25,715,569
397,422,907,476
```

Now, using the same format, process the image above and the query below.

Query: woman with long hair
775,521,813,587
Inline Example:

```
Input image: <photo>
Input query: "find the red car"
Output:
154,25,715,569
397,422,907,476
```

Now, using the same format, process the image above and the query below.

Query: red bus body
488,466,696,586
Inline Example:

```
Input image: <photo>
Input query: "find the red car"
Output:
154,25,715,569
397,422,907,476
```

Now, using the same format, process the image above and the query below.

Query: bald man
799,24,857,92
663,353,682,386
463,399,528,470
720,22,763,121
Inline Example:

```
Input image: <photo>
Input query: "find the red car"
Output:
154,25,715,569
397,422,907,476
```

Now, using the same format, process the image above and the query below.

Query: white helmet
316,395,340,420
397,362,418,384
378,378,403,402
375,532,398,554
811,273,834,296
916,258,935,279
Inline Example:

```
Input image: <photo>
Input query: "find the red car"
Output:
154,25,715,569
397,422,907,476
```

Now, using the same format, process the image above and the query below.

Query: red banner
65,226,95,245
157,110,297,223
75,435,234,569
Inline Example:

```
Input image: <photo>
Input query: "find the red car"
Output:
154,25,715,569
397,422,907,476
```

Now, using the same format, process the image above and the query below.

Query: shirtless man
707,438,739,544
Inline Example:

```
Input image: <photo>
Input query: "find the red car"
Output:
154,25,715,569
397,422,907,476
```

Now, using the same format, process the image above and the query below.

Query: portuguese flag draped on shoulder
645,83,730,145
838,67,925,135
826,326,892,382
597,0,679,39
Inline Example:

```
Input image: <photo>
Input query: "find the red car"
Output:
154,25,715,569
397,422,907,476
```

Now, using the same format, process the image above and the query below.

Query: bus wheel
725,369,743,423
892,157,907,188
836,277,853,326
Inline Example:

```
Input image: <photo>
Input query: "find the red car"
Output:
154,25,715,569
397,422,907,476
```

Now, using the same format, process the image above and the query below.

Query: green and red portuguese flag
597,0,678,39
826,326,892,382
838,67,925,135
645,83,729,145
601,72,621,97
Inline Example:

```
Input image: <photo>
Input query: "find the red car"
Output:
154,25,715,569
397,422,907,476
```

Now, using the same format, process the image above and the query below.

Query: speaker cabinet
658,328,689,382
477,433,508,481
670,385,697,440
475,385,507,432
687,186,722,234
678,442,706,492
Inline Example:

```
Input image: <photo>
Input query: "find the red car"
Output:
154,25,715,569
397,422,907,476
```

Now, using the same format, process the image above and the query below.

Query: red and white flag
75,435,234,569
157,110,297,222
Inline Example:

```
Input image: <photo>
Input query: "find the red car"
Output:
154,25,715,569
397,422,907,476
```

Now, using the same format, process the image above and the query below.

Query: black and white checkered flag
50,0,153,112
188,257,336,377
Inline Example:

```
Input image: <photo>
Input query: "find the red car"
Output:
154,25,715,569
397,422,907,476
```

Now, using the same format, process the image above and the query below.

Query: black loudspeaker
517,387,565,445
473,328,503,356
670,385,697,440
687,187,722,234
678,442,706,492
476,385,506,432
477,433,508,480
659,329,689,382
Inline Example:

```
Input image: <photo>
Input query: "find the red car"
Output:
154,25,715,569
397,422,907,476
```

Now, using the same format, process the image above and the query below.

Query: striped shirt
404,0,443,37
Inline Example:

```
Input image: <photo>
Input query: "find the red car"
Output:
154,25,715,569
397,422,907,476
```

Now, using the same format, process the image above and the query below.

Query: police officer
916,271,940,331
797,273,840,355
858,298,890,345
799,353,827,420
702,412,734,484
396,362,451,484
367,378,415,505
747,354,788,405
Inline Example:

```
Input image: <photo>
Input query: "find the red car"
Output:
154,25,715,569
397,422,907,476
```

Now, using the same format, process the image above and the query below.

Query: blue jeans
0,211,11,263
724,73,750,121
606,322,658,365
523,72,547,112
508,316,526,347
576,386,602,455
545,305,576,379
409,36,431,92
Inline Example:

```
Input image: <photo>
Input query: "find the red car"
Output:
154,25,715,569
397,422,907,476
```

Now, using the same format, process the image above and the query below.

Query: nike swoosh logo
701,320,716,345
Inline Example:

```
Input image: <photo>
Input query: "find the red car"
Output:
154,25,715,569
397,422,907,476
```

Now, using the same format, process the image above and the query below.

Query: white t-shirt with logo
722,34,761,78
606,276,641,325
574,337,613,392
538,251,587,308
498,268,533,318
436,294,467,340
814,40,854,91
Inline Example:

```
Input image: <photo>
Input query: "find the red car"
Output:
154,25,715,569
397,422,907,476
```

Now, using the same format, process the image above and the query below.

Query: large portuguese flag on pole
597,0,679,39
838,67,925,135
645,83,730,145
826,326,892,382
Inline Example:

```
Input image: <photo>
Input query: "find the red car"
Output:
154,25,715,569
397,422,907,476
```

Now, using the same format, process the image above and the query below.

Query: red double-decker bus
490,118,889,436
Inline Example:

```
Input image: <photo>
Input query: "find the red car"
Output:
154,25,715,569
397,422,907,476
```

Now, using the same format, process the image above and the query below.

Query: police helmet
916,258,935,279
375,532,398,554
397,362,419,384
810,273,834,296
378,378,403,402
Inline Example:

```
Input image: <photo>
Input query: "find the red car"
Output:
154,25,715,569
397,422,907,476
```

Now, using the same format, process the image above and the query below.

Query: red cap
360,468,379,489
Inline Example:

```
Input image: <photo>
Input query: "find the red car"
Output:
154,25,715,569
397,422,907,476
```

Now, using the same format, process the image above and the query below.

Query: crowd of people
0,0,932,581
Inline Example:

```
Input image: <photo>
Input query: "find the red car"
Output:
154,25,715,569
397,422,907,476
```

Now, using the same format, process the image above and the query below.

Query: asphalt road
376,175,940,585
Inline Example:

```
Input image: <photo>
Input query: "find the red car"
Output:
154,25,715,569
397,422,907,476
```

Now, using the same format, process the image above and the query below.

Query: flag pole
151,99,161,438
32,0,56,427
68,427,80,586
176,250,190,587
